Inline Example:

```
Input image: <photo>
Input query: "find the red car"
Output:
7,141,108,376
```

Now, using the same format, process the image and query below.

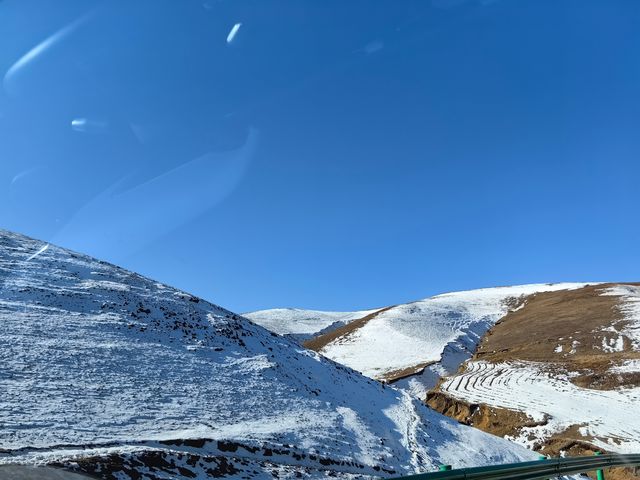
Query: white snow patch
610,360,640,374
569,340,579,355
601,335,625,353
601,285,640,349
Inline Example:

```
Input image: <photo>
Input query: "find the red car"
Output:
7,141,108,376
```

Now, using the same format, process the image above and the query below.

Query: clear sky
1,0,639,312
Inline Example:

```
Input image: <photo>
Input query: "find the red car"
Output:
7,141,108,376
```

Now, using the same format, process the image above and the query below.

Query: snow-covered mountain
249,282,640,474
247,283,592,397
244,307,380,342
0,230,544,479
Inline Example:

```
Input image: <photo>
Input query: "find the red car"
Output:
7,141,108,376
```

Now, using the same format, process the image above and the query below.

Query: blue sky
1,0,639,312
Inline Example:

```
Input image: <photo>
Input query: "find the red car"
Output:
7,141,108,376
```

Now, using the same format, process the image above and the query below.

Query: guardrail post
538,455,549,480
439,465,452,472
594,451,605,480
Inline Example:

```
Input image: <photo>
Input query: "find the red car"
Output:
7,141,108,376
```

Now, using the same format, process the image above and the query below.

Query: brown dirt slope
426,390,543,437
303,305,395,352
474,282,640,389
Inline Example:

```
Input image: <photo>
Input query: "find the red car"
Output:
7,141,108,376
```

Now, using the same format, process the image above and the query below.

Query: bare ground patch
425,390,542,438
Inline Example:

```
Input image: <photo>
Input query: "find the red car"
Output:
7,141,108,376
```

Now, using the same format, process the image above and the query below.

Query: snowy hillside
249,284,592,397
245,282,640,475
244,307,379,341
0,230,545,479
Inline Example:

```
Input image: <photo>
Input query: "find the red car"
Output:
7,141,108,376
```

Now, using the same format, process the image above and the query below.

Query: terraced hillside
427,284,640,479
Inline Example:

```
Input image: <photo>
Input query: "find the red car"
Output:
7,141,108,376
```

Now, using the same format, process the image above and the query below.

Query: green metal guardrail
394,453,640,480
